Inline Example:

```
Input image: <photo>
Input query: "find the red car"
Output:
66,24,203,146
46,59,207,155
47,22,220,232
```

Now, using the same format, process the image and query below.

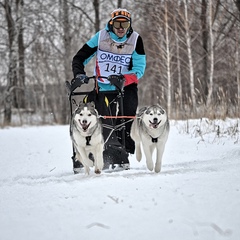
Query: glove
75,74,89,84
108,74,125,90
70,74,89,92
108,74,124,84
123,74,138,86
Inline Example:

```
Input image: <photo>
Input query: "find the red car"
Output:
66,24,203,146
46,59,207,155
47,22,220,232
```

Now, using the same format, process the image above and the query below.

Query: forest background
0,0,240,126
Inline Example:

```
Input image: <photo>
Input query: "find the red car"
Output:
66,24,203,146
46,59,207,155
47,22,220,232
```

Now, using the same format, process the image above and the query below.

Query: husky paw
146,162,154,171
154,164,162,173
135,149,142,161
84,166,90,175
95,169,101,174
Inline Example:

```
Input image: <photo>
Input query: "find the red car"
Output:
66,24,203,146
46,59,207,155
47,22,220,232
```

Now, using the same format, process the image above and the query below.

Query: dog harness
138,117,166,143
85,136,92,146
84,123,100,146
152,137,158,143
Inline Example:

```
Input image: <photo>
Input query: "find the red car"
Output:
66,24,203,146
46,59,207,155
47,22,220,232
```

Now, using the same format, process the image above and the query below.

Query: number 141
105,64,122,74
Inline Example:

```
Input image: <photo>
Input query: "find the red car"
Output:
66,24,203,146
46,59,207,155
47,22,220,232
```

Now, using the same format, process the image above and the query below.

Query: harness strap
152,137,158,143
99,115,136,119
86,136,91,146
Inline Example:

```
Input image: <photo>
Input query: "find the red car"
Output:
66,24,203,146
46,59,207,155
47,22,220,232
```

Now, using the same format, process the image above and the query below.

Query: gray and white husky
130,105,169,173
70,101,104,174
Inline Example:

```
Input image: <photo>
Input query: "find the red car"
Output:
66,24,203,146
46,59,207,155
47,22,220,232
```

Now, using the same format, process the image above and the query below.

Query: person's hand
108,74,124,84
75,74,89,84
108,74,125,90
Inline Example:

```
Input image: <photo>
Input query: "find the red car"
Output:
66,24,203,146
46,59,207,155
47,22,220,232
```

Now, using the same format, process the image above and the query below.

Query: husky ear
88,101,99,115
157,105,166,114
138,106,148,117
87,101,95,110
90,101,95,108
156,104,165,113
78,101,84,108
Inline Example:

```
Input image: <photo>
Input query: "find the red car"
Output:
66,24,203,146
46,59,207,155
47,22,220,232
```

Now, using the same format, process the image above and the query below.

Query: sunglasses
113,21,130,29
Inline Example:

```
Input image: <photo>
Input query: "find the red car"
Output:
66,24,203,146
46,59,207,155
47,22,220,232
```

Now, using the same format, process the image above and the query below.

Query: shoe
73,160,83,174
121,163,130,170
116,163,130,170
103,145,130,170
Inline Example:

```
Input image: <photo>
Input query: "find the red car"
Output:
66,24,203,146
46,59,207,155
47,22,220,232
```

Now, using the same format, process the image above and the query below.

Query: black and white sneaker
73,159,83,174
119,163,130,170
103,145,130,171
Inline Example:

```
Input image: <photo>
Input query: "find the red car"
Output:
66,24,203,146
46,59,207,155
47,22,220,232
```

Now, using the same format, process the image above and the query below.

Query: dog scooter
66,75,133,173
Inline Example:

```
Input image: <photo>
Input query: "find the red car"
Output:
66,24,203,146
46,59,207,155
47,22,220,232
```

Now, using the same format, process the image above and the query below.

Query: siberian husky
130,105,169,173
70,102,104,174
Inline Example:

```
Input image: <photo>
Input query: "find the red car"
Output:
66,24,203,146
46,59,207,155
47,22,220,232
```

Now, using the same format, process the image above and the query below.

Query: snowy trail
0,121,240,240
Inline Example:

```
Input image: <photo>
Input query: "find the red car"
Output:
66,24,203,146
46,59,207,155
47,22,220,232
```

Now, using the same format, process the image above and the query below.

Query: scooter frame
65,75,129,167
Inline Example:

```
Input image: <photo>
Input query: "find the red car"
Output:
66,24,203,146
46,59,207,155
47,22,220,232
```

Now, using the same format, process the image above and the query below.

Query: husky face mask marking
74,104,98,132
143,106,167,129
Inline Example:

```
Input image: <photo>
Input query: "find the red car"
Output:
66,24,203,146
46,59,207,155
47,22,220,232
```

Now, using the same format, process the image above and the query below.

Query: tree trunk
201,0,208,103
206,0,214,107
235,0,240,116
3,0,26,125
60,0,71,124
174,10,183,111
4,0,17,124
236,30,240,117
117,0,122,8
183,0,196,112
3,90,12,125
234,0,240,12
164,2,171,117
17,0,25,109
93,0,100,32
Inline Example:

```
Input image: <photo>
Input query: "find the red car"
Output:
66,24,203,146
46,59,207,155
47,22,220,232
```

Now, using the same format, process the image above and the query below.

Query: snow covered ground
0,119,239,240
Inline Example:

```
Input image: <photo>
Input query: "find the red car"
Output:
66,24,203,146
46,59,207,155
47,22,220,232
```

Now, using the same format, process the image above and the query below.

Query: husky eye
88,114,91,117
80,113,83,116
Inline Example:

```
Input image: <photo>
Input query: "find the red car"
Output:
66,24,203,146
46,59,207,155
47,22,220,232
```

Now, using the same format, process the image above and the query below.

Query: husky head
142,105,167,129
73,102,98,132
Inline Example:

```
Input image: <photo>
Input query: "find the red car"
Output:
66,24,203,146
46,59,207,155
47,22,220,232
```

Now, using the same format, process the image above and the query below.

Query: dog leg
93,144,104,174
155,143,166,173
135,141,142,161
130,121,142,161
75,151,90,174
142,143,154,171
77,147,94,175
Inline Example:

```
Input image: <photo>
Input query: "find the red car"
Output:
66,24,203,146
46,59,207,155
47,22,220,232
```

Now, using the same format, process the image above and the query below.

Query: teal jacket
72,22,146,91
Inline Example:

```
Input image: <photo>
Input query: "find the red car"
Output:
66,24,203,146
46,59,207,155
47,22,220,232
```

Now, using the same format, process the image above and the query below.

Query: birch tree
183,0,196,112
201,0,208,102
164,1,172,116
234,0,240,116
174,5,183,111
206,0,214,107
2,0,25,125
60,0,71,124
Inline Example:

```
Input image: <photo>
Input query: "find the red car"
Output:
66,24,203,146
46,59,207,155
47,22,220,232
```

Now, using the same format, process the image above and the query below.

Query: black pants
86,84,138,154
105,84,138,154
